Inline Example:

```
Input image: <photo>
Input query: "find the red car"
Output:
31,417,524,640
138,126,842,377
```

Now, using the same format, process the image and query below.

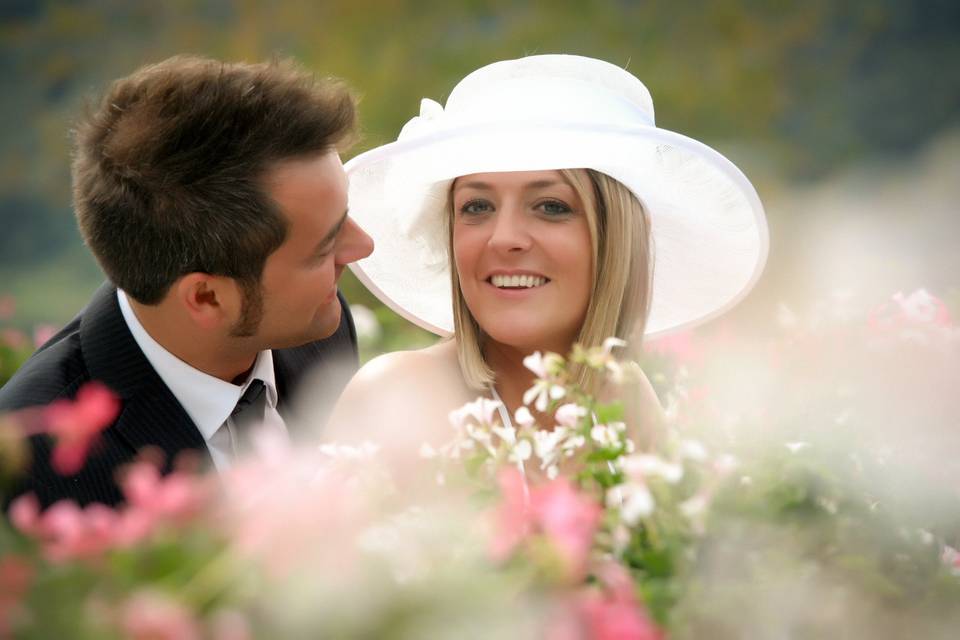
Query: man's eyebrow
313,209,349,254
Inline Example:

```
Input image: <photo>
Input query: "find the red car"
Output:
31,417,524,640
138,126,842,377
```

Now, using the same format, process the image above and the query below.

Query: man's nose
337,217,374,264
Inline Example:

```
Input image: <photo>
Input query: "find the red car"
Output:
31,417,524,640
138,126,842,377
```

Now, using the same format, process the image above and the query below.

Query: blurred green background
1,0,958,376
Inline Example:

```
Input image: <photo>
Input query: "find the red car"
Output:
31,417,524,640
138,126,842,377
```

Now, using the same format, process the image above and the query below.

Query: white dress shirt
117,290,289,471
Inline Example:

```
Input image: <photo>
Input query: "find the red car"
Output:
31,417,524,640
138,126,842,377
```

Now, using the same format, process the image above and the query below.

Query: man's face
248,151,373,349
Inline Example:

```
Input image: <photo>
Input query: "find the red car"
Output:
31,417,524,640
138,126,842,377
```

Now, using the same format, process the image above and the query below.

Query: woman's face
452,170,594,354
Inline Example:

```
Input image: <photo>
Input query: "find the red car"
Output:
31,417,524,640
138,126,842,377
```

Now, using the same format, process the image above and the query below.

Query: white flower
680,493,709,519
522,351,564,377
713,453,739,476
602,336,628,353
523,379,566,413
523,351,548,377
785,441,810,453
941,545,960,576
546,465,559,480
608,482,655,525
419,442,437,459
514,406,536,428
555,403,588,429
449,397,502,431
894,289,949,325
679,439,708,462
509,440,533,466
621,454,684,484
522,352,566,412
561,434,586,456
777,303,799,330
533,428,565,468
590,424,619,448
318,442,380,459
492,425,517,446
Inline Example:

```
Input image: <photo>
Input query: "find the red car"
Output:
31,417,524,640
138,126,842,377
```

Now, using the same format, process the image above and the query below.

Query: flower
533,428,566,471
120,461,210,530
523,351,565,379
523,352,567,412
679,439,708,462
575,562,662,640
607,482,655,525
514,406,536,428
120,590,202,640
555,403,588,429
621,454,684,484
490,467,532,562
490,468,601,581
0,295,14,320
44,382,120,475
590,423,625,449
531,478,602,581
0,554,33,638
10,496,127,562
449,397,502,431
32,324,59,349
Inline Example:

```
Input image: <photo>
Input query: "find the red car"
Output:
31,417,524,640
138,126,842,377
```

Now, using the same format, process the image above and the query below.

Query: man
0,56,374,507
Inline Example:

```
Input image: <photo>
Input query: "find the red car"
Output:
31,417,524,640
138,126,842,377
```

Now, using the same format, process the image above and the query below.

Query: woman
326,54,767,450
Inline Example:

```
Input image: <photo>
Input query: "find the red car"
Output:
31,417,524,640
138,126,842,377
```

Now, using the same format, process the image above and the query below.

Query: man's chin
304,300,343,344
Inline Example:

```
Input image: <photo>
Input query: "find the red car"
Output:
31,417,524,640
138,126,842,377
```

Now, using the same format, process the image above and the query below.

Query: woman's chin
482,323,570,356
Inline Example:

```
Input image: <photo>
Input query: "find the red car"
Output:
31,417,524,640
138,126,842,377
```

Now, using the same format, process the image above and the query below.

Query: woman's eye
538,200,573,216
460,199,492,215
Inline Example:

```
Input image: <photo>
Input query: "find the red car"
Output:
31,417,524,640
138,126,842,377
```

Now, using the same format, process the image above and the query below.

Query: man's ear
174,273,242,331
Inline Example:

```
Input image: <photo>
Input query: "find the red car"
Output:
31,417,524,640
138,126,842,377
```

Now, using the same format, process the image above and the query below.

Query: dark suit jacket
0,283,359,508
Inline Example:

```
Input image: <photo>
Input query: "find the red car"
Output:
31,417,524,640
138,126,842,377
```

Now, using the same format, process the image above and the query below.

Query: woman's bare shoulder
347,339,460,393
325,340,467,442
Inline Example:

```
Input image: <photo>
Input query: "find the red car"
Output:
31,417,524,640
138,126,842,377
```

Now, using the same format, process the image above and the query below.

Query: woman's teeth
490,274,547,289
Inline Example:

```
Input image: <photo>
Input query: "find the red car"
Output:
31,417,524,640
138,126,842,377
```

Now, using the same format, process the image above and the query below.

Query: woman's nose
487,206,532,253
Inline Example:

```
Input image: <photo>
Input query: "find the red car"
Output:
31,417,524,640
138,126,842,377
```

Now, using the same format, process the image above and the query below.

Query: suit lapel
80,284,210,469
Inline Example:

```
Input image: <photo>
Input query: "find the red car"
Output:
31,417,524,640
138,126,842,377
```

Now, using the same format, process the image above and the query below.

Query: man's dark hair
72,55,357,316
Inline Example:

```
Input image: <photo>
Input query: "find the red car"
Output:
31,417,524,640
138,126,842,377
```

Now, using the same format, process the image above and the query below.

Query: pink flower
32,324,58,348
1,329,27,350
8,494,40,536
44,382,120,475
490,467,533,561
210,609,252,640
491,468,602,581
645,331,703,367
869,289,952,332
0,554,33,638
531,478,602,581
0,295,14,320
121,591,201,640
10,497,125,562
576,563,662,640
122,461,208,520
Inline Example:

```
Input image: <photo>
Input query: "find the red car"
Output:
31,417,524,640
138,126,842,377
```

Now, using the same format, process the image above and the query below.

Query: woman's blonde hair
449,169,653,394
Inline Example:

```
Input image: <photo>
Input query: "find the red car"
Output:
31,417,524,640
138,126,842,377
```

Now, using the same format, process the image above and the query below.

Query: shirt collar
117,289,279,442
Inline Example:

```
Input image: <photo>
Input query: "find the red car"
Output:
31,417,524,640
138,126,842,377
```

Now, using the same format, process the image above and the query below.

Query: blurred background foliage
1,0,958,372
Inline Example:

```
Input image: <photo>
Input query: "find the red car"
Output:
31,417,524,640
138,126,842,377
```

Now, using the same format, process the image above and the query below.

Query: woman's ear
174,273,243,331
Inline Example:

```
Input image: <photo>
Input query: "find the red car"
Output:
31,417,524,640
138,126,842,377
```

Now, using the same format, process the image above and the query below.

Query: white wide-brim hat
346,54,768,337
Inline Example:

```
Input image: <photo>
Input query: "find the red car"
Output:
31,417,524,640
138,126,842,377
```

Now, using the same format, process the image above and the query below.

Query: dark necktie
230,379,267,456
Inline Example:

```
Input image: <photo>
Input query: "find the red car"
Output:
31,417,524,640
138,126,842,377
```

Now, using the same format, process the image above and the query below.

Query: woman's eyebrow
453,179,566,191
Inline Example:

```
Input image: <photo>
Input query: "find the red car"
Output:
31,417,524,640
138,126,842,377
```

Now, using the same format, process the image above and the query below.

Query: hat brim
345,121,768,338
